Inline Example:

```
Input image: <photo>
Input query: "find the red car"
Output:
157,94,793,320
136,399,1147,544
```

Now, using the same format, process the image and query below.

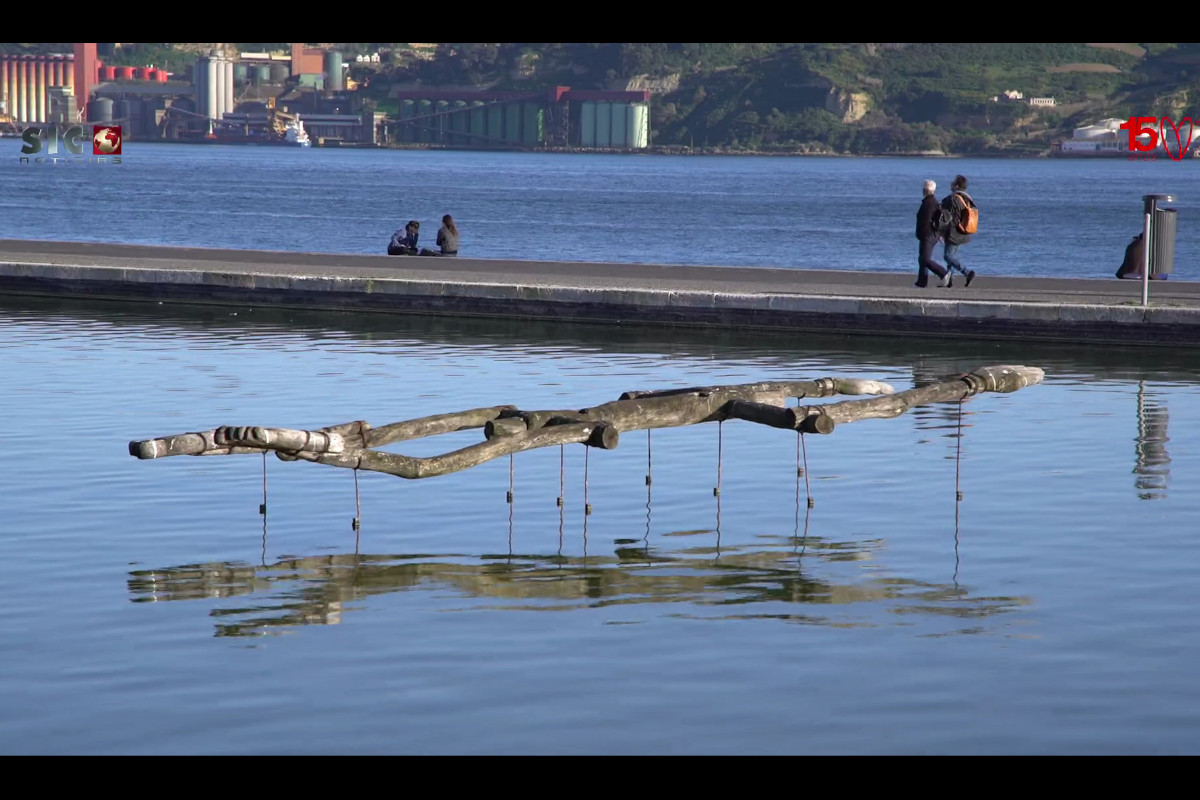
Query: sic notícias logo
19,125,123,162
1119,116,1195,161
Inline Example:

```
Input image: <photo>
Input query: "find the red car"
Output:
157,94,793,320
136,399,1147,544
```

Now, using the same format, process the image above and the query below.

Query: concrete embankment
2,239,1198,347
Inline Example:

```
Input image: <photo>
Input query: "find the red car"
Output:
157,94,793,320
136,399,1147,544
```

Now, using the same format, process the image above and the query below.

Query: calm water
3,146,1200,754
1,293,1199,754
1,141,1198,279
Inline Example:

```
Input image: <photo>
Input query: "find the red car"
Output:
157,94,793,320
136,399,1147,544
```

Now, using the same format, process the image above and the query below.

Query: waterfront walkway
2,239,1199,346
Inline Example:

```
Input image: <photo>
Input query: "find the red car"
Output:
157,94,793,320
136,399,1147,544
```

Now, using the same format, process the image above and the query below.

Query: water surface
1,295,1198,754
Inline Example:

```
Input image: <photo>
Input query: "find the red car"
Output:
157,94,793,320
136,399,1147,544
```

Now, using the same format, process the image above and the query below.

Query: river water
1,145,1199,754
2,142,1198,278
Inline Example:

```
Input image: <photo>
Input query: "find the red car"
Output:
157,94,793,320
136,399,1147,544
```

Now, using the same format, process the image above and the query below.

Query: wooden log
129,421,370,459
365,405,517,448
723,400,836,434
790,365,1044,432
484,417,528,439
618,378,893,401
286,421,619,479
127,367,1041,481
214,426,347,454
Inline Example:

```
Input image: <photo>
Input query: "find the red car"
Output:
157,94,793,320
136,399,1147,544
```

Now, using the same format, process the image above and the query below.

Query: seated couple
387,215,459,257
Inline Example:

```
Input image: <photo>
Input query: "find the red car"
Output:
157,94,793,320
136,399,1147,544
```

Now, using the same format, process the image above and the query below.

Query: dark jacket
941,191,977,245
916,194,940,240
388,227,419,255
392,228,418,250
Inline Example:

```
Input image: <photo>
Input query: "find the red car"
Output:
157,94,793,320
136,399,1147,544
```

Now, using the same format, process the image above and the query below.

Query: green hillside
370,42,1200,155
8,43,1200,154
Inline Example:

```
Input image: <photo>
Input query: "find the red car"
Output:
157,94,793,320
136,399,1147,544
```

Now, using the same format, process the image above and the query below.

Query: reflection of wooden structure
129,365,1044,480
128,547,1032,638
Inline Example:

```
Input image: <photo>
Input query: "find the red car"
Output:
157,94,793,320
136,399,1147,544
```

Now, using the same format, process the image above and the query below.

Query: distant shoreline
103,138,1058,159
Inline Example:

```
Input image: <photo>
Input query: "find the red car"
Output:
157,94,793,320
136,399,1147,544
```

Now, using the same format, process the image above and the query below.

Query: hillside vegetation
369,42,1200,155
8,42,1200,154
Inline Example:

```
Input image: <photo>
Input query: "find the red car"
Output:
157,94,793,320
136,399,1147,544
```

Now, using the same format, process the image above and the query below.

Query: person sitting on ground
1116,232,1168,280
436,214,459,257
388,221,420,255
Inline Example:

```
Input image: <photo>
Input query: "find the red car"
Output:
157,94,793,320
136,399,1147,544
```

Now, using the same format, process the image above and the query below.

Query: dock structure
2,239,1199,346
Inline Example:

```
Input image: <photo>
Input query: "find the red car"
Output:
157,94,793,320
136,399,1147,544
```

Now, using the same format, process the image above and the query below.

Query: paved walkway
2,239,1198,346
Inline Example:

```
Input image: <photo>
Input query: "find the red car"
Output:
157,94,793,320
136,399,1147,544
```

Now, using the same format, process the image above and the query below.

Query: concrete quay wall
1,243,1199,347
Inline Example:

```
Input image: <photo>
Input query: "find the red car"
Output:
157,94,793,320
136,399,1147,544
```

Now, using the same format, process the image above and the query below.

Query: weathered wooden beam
721,366,1043,435
282,421,618,479
129,421,370,459
792,365,1044,432
127,367,1042,482
365,405,517,448
618,378,894,401
723,400,836,434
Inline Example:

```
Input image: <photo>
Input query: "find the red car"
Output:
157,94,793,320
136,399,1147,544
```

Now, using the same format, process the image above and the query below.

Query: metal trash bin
1151,207,1177,276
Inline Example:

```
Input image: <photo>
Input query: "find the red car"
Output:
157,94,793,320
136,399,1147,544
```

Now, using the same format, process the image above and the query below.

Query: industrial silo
399,99,415,143
596,102,612,147
486,103,503,146
435,100,449,143
215,57,227,119
113,98,129,122
610,102,628,147
90,96,113,123
270,62,288,82
256,64,271,85
325,51,343,91
223,59,234,117
504,101,521,143
468,100,486,146
449,100,467,145
580,101,596,147
234,62,248,84
522,103,543,147
205,57,218,119
417,99,432,143
34,56,45,122
193,58,207,118
627,103,649,148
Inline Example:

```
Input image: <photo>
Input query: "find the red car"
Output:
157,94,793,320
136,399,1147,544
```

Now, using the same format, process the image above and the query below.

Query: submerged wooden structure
128,365,1044,480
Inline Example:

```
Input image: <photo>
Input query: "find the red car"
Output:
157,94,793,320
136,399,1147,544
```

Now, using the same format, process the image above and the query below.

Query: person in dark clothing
915,179,951,288
387,220,420,255
1116,232,1167,279
941,175,977,287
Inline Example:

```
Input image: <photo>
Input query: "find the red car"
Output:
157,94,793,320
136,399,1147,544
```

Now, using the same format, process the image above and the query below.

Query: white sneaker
938,275,953,288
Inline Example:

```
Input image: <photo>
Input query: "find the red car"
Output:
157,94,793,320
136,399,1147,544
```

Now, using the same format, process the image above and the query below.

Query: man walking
915,179,951,288
941,175,978,287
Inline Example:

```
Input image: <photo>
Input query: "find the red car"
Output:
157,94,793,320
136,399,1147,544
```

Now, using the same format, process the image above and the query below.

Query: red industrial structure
291,43,324,77
2,43,174,125
74,42,98,120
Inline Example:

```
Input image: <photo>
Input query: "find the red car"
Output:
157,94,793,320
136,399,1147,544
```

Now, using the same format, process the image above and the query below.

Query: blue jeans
943,242,967,275
916,237,947,286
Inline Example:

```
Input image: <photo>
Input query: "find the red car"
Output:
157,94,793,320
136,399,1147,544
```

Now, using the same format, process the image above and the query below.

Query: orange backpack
955,192,979,235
